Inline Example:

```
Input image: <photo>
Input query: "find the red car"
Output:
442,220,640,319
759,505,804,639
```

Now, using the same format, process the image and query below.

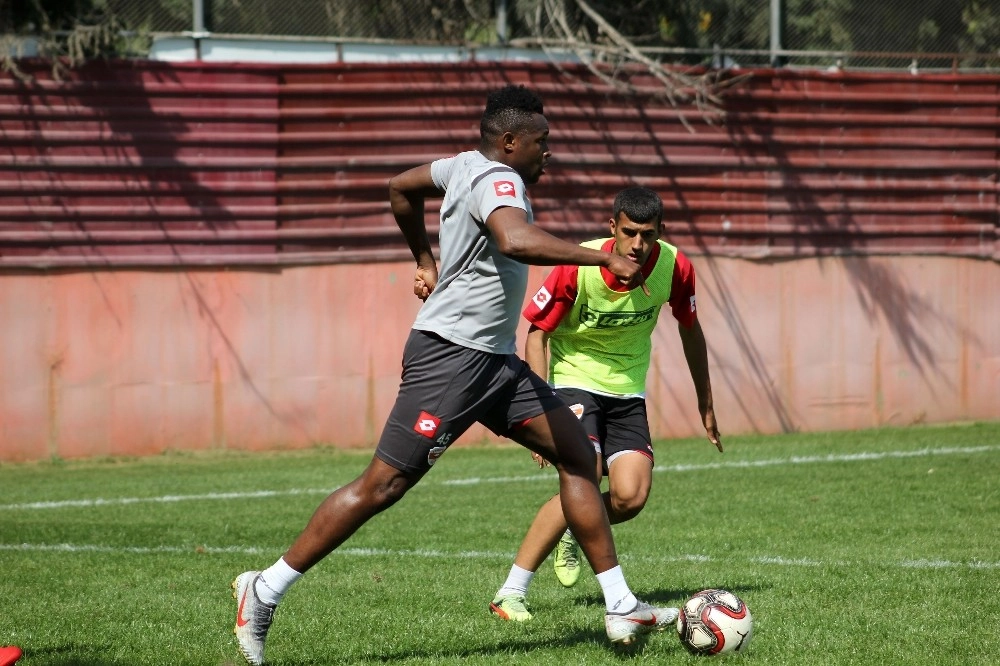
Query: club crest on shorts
569,403,585,420
413,411,441,438
427,446,447,466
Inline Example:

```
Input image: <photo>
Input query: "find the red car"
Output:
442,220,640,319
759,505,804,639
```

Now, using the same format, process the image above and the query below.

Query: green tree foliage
106,0,189,34
4,0,96,33
785,0,856,52
204,0,494,41
961,0,1000,52
1,0,142,79
511,0,999,68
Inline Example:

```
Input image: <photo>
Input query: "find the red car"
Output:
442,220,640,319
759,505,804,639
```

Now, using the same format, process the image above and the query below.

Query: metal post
496,0,508,45
193,0,206,34
192,0,208,61
770,0,784,67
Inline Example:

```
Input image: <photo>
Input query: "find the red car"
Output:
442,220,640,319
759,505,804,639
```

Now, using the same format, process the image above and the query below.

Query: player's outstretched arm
485,207,648,293
388,164,441,299
678,319,723,452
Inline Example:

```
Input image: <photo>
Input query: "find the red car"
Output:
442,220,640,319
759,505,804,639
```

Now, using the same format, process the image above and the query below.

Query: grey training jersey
412,150,533,355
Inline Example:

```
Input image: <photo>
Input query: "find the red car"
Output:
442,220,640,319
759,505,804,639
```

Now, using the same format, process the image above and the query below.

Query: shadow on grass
18,643,128,666
263,585,775,665
573,581,772,608
263,630,669,664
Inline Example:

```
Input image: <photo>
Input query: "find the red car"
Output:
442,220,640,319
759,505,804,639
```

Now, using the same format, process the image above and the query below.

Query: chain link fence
7,1,1000,71
103,0,499,42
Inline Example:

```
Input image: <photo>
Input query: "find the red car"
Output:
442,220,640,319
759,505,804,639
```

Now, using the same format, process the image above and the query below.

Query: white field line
0,541,997,571
443,444,1000,485
0,487,330,511
1,444,997,511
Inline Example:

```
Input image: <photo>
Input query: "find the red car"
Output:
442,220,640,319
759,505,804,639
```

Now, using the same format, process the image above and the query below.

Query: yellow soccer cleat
489,594,533,622
553,532,581,588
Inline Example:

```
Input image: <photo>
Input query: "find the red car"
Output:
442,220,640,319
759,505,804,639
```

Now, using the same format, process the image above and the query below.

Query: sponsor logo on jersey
494,180,516,197
427,446,448,466
579,305,656,329
413,411,441,438
532,285,552,310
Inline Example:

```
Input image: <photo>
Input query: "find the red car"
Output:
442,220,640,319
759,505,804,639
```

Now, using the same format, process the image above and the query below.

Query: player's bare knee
373,475,411,507
609,492,647,520
358,465,415,509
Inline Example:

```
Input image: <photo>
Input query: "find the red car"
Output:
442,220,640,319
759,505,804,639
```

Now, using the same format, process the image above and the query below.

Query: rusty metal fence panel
0,60,997,269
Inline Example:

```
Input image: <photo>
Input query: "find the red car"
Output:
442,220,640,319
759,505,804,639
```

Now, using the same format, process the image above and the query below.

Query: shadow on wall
646,117,979,434
12,61,314,447
729,114,976,393
842,256,981,393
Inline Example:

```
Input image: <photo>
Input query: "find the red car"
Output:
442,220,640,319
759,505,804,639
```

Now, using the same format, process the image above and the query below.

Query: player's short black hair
613,186,663,225
480,84,545,141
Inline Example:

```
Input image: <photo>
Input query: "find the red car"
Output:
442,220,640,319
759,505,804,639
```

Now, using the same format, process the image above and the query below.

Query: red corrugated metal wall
1,61,280,266
2,60,997,266
1,59,998,462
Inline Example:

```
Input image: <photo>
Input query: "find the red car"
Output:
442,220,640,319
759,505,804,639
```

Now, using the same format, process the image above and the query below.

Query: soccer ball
676,589,753,656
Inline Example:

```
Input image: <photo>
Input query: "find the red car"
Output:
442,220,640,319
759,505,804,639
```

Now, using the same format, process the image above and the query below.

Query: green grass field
1,422,999,665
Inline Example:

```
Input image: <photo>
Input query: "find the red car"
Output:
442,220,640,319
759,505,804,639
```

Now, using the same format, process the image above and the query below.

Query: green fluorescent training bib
548,238,678,395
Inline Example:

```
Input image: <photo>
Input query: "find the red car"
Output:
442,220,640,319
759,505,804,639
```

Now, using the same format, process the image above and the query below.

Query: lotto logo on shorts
413,411,441,438
494,180,516,197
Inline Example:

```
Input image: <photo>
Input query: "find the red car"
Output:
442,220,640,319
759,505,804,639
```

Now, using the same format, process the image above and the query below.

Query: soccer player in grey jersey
231,84,678,666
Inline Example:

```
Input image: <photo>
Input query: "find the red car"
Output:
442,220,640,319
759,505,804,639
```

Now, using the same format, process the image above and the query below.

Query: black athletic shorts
375,329,565,475
554,386,654,471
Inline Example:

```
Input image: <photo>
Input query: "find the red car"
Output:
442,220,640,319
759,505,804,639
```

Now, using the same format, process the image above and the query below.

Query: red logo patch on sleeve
532,286,552,310
494,180,516,197
413,411,441,438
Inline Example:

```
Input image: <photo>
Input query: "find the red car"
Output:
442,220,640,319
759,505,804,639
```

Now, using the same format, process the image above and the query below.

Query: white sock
255,557,303,606
496,564,535,598
595,565,637,613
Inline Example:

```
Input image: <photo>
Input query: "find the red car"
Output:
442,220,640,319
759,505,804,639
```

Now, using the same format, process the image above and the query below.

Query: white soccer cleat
232,571,276,666
605,600,679,645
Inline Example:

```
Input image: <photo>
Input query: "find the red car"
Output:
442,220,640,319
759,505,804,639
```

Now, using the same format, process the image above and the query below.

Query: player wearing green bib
546,234,677,396
490,186,722,622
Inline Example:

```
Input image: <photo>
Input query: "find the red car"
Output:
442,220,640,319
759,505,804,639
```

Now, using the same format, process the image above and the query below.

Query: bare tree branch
514,0,750,129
